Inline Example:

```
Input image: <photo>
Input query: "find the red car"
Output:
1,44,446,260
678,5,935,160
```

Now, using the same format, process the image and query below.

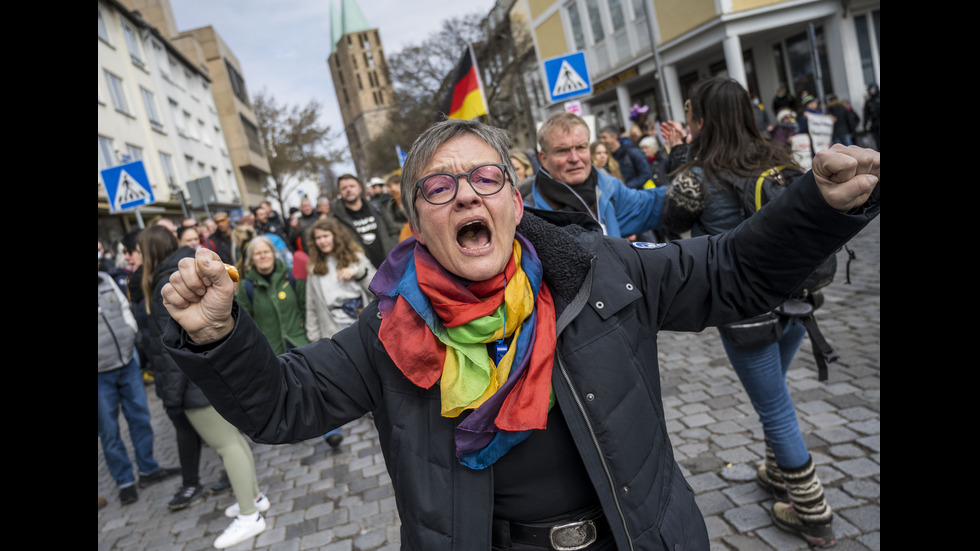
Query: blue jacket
525,168,666,238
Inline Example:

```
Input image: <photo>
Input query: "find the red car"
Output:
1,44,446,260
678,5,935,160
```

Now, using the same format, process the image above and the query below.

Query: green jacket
237,260,309,355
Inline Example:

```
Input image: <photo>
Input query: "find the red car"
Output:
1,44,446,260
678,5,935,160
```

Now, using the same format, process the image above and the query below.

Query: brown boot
756,441,789,501
770,457,836,548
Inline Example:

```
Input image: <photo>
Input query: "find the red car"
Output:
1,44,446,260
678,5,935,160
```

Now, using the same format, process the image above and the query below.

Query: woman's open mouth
457,220,491,251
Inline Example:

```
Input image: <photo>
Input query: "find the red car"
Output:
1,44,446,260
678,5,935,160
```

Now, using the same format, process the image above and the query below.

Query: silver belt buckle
549,519,597,551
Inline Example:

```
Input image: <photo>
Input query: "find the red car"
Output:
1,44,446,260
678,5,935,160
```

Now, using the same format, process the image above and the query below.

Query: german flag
441,46,488,120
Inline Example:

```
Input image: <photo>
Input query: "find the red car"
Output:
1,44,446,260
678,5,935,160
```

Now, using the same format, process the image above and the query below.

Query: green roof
331,0,373,52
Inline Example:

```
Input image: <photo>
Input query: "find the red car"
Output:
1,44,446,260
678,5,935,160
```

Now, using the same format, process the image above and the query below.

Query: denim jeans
720,317,811,470
98,355,161,487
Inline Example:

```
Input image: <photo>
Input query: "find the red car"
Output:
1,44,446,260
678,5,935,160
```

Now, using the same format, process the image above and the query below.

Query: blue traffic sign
543,51,592,103
101,160,155,213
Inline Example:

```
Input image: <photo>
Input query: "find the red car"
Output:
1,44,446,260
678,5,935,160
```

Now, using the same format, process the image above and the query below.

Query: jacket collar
516,210,595,313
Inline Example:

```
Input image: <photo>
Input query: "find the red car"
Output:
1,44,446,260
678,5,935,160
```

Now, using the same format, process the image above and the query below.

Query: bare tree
472,10,541,152
252,89,347,216
363,14,486,176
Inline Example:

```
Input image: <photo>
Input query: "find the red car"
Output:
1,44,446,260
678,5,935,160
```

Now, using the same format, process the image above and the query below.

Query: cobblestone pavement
99,216,879,551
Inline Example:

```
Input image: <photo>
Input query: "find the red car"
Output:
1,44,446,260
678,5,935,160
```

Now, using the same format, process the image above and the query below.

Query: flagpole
467,43,491,125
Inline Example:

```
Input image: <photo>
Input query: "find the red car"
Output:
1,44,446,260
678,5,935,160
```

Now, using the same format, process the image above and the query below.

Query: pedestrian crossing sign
543,51,592,103
101,160,156,213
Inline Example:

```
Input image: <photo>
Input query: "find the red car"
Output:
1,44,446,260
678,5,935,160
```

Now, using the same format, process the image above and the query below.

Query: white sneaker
213,514,266,549
224,493,271,518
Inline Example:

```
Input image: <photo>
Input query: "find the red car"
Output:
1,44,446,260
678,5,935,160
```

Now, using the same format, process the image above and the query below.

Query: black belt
492,513,610,550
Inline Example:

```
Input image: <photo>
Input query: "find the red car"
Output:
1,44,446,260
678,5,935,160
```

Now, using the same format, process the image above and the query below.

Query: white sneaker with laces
213,513,266,549
224,493,271,518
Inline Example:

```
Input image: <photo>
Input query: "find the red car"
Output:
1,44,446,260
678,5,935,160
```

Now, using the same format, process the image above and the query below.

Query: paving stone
723,504,771,531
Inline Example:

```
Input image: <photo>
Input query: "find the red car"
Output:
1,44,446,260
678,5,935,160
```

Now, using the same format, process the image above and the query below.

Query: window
168,55,181,85
225,60,249,104
200,120,212,147
98,136,116,170
585,0,604,42
779,28,834,100
169,99,186,136
153,43,170,81
159,152,176,187
184,111,198,140
241,116,264,155
631,0,650,51
122,23,145,68
98,8,109,42
105,71,131,115
854,10,880,87
214,125,227,155
567,2,586,51
186,70,198,99
608,0,629,60
125,144,143,162
140,88,164,132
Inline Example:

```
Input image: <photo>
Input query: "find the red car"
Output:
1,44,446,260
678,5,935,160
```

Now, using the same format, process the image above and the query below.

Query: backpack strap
753,165,788,212
800,313,839,381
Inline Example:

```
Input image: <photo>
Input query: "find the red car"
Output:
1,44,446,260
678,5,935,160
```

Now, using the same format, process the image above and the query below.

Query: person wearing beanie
798,94,821,134
771,109,800,148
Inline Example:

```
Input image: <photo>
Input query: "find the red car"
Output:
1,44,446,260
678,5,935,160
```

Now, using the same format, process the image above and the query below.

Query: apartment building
511,0,880,136
99,0,242,243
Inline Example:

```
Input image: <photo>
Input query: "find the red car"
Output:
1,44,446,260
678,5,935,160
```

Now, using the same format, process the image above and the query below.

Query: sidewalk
99,216,879,551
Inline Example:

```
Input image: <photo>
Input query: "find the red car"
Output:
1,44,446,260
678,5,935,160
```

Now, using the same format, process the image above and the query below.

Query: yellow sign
593,66,639,95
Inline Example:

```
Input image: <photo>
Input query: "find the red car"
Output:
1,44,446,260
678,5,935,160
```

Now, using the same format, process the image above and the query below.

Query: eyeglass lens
419,164,506,204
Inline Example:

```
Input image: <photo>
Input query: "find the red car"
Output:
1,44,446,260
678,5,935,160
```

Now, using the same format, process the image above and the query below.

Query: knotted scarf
370,234,556,469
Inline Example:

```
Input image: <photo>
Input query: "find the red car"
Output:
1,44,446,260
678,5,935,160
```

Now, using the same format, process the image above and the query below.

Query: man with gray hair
527,112,665,239
160,118,879,550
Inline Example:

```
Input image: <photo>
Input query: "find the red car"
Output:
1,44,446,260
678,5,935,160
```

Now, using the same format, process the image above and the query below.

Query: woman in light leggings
186,405,269,549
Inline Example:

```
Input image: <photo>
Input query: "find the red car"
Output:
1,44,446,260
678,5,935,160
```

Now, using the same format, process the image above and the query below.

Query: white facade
98,0,241,221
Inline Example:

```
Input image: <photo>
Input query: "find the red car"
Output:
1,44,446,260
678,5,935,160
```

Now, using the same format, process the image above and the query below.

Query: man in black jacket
254,200,288,243
598,125,655,189
330,174,397,268
161,120,879,550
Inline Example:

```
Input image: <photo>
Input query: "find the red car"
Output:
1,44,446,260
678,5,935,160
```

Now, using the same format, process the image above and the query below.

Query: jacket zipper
554,254,634,550
556,352,634,551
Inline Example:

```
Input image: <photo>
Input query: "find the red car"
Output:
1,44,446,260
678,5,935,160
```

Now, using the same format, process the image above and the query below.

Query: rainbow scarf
370,234,556,469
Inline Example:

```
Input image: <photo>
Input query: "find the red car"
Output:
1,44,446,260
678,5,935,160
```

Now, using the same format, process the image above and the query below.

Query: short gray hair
537,112,590,154
638,135,659,152
400,119,517,229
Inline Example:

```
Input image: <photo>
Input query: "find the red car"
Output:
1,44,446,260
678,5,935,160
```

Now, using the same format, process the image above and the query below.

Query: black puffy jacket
149,246,210,410
166,172,878,549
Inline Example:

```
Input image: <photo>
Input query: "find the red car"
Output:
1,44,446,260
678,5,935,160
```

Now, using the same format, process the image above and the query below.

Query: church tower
326,0,397,181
